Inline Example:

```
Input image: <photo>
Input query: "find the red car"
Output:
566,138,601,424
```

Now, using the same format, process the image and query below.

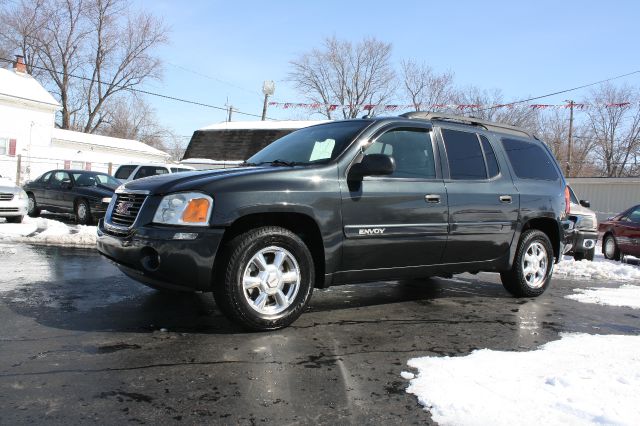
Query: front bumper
97,219,225,292
0,197,28,217
569,229,598,255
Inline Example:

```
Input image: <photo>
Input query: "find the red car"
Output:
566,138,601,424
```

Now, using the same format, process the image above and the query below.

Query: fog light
173,232,198,240
583,239,596,249
140,247,160,272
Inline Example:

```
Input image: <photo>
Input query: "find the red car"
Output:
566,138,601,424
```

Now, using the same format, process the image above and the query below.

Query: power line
166,62,263,98
0,56,274,120
474,70,640,113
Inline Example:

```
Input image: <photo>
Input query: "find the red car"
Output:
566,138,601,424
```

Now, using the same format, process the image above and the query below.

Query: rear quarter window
501,138,559,180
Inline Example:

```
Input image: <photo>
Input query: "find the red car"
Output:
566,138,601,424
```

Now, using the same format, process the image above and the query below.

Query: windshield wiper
256,159,303,167
240,161,259,167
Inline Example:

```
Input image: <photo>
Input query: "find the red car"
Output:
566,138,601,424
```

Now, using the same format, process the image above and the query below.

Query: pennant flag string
267,101,638,111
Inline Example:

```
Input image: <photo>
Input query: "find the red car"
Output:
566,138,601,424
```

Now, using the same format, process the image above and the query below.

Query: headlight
153,192,213,226
17,190,27,200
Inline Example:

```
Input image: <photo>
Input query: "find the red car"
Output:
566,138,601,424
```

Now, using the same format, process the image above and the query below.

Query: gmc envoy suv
97,112,571,330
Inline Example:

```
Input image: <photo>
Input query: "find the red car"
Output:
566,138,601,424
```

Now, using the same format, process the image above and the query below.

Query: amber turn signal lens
181,198,210,223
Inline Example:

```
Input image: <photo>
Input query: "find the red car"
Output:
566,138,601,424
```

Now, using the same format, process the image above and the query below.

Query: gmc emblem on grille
115,201,133,215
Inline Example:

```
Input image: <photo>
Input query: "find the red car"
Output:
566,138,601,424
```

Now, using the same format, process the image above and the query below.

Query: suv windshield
247,121,371,165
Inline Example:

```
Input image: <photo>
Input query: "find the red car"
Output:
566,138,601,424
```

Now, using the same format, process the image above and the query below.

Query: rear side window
502,138,559,180
134,166,169,180
114,165,136,179
441,129,486,180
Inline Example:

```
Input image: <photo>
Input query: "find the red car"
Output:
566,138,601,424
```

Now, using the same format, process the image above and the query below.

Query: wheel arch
520,217,561,260
215,212,327,289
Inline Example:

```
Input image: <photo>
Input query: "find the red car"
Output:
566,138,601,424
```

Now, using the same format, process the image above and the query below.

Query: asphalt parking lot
1,243,639,425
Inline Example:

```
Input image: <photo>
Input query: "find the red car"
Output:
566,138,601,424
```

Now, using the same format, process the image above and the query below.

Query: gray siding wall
569,178,640,220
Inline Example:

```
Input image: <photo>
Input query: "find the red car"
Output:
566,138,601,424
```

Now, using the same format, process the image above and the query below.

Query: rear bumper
97,219,225,292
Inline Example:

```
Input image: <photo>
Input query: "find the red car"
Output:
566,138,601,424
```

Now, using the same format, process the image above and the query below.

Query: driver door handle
500,195,512,203
425,194,441,203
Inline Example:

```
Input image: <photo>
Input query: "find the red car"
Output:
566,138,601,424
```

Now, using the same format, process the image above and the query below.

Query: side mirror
61,181,72,190
349,154,395,180
579,200,591,208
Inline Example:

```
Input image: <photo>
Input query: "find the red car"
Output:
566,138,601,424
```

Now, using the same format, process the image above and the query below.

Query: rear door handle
425,194,441,203
500,195,512,203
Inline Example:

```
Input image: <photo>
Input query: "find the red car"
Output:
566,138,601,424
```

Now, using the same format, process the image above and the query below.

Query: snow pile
0,216,97,247
554,257,640,281
405,333,640,426
566,285,640,309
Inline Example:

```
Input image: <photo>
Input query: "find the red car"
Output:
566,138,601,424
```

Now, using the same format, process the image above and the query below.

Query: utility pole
227,105,233,122
565,100,574,177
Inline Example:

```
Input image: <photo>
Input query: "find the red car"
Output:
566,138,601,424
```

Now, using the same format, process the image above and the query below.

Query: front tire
573,247,595,261
75,199,93,225
501,229,554,297
27,193,40,217
213,226,314,331
603,234,620,261
6,216,23,224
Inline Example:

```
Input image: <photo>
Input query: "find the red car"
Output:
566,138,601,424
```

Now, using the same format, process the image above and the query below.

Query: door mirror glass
579,199,590,208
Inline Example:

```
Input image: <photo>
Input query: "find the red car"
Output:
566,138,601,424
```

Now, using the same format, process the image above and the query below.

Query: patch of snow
400,371,415,380
0,216,96,247
554,256,640,282
405,333,640,426
566,285,640,309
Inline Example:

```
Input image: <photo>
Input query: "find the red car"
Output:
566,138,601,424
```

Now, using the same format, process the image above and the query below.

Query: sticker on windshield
309,139,335,161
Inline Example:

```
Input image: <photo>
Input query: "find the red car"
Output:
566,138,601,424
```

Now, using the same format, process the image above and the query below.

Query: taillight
564,186,571,215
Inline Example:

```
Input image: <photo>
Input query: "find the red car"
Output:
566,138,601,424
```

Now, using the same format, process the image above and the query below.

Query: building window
0,138,7,155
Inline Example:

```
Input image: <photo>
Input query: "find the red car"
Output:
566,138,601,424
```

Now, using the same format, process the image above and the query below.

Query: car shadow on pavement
2,273,513,336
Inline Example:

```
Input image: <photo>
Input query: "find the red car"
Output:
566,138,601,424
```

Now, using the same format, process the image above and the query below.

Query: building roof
198,120,329,131
0,67,60,110
185,120,329,161
51,128,169,158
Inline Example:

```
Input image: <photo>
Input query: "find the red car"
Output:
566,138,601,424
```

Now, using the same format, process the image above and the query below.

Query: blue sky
133,0,640,141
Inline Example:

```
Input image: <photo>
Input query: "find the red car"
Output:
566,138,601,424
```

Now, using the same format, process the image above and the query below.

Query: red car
598,204,640,260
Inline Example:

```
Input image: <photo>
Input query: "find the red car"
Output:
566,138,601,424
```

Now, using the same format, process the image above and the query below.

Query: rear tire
212,226,314,331
27,194,40,217
603,234,620,261
501,229,554,297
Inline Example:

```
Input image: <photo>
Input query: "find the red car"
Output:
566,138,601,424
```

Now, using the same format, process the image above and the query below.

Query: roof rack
400,111,533,138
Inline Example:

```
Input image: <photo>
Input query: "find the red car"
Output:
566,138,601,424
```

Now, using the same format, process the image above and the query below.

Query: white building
0,57,169,184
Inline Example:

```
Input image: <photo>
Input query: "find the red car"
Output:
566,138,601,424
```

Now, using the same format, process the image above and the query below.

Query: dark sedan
23,170,120,225
598,204,640,261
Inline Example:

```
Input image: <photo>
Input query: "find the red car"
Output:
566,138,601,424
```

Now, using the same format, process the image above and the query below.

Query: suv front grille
109,193,147,228
0,193,14,201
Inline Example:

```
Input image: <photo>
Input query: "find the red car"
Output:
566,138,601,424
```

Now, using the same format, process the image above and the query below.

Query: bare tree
400,59,455,111
289,36,396,119
453,86,540,133
583,83,640,177
0,0,167,132
536,110,596,177
100,95,168,150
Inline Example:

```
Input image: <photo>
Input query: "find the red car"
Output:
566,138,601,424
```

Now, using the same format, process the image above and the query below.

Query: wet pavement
0,243,639,425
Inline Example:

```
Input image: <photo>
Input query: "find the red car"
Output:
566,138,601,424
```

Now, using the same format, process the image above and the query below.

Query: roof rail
400,111,533,138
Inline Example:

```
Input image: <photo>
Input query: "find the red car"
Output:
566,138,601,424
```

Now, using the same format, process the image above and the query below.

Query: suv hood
121,166,275,195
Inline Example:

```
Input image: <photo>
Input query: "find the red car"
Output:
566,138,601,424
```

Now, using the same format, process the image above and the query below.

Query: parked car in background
565,185,598,260
114,163,195,182
0,175,28,223
23,170,120,225
598,204,640,261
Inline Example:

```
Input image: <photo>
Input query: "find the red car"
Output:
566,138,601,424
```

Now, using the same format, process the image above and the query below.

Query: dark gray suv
97,112,571,330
